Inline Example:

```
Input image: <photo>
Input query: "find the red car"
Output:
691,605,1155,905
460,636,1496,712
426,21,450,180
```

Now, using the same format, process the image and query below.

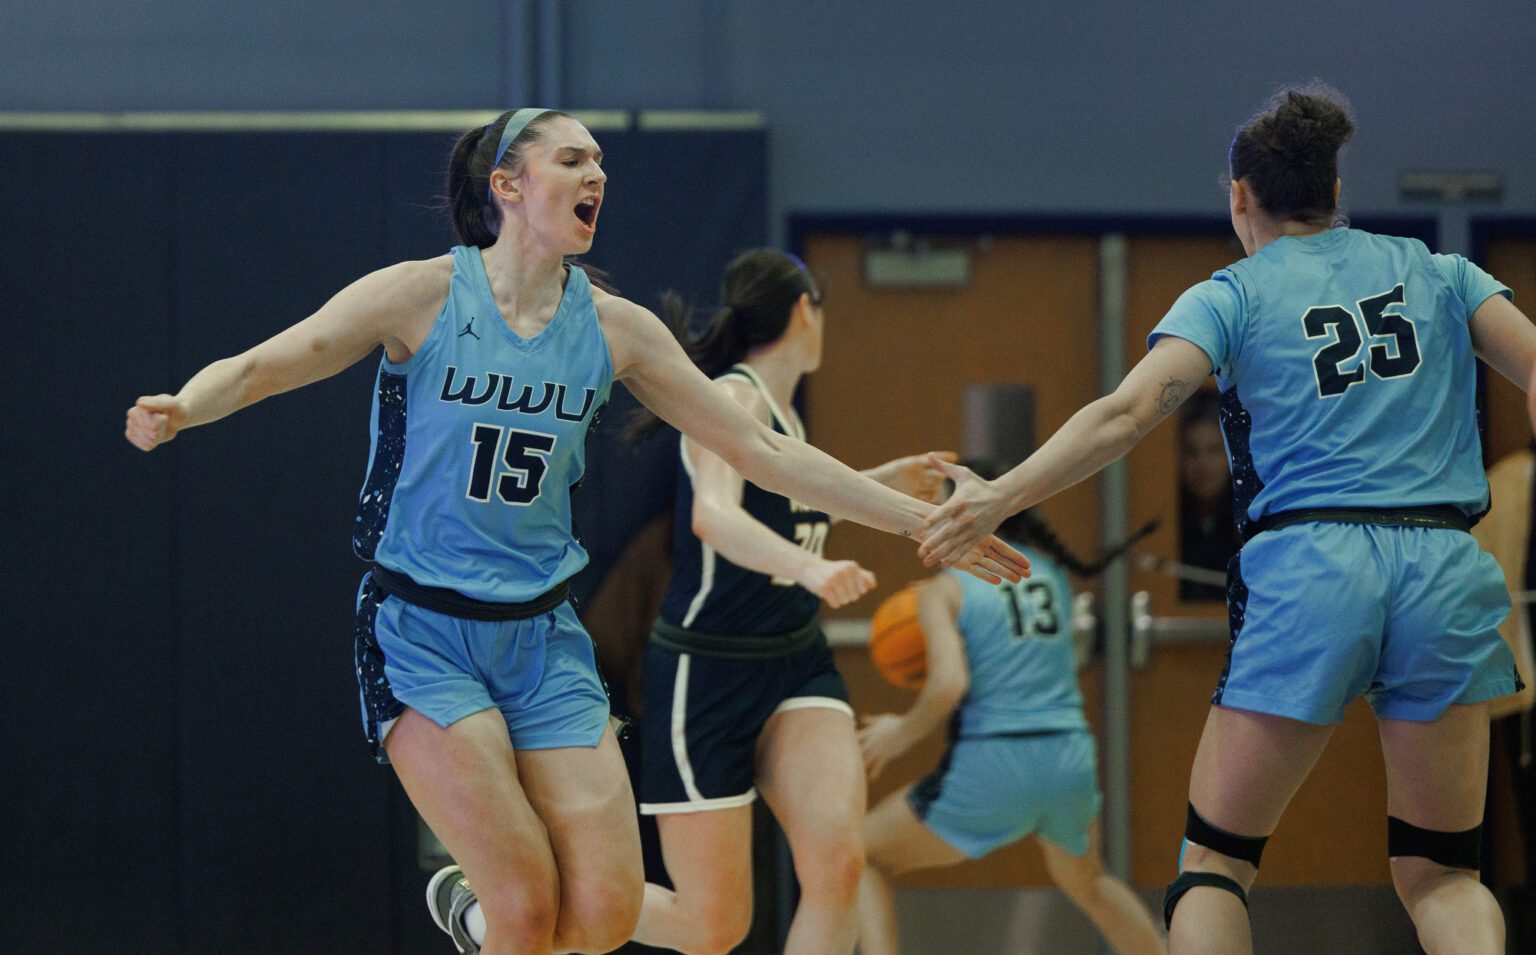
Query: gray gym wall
5,0,1533,250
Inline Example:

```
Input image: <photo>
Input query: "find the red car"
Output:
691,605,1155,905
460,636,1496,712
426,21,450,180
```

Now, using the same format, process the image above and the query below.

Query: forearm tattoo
1157,378,1189,415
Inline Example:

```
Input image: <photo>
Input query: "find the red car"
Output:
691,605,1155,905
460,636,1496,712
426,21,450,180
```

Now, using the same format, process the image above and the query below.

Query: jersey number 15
466,424,557,506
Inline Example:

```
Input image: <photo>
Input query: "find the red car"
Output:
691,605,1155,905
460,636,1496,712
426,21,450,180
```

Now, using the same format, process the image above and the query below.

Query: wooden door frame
789,211,1438,256
1471,215,1536,262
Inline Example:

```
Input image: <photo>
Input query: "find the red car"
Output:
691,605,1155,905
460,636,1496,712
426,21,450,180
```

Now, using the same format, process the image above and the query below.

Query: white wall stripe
669,654,706,802
636,110,765,131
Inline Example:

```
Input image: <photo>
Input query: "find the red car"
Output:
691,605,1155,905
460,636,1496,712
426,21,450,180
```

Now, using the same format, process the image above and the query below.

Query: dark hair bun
1269,90,1355,166
1230,82,1355,224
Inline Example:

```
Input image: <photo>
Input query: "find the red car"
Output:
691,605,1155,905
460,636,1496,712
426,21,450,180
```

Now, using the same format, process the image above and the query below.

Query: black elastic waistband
1247,504,1472,542
370,564,568,621
649,615,822,659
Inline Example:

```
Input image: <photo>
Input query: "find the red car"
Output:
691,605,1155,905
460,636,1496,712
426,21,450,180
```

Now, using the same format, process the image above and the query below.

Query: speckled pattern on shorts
354,574,404,762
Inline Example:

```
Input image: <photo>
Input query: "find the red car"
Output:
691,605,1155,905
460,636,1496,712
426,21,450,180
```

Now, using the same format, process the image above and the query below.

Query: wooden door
806,232,1100,886
1483,236,1536,462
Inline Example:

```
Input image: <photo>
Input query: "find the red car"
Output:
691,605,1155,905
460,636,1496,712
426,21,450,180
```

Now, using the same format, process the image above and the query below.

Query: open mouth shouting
574,195,601,235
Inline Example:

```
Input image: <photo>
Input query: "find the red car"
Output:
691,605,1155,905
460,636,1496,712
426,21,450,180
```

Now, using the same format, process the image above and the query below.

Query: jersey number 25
1302,283,1421,398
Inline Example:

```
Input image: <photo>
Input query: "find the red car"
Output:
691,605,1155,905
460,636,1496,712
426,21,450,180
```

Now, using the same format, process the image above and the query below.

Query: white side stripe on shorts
670,654,706,802
772,696,855,718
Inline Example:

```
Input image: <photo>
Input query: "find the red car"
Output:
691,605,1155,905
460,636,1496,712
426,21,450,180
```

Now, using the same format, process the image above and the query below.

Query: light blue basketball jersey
948,544,1087,736
1150,229,1508,537
352,246,612,602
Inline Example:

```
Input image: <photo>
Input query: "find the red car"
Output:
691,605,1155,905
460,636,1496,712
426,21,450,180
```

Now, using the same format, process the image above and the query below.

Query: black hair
1228,83,1355,226
956,458,1159,579
445,109,572,248
624,249,821,442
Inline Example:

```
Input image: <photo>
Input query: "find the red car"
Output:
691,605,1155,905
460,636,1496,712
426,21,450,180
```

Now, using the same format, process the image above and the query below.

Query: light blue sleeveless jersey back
949,544,1087,737
353,246,612,602
1150,229,1507,537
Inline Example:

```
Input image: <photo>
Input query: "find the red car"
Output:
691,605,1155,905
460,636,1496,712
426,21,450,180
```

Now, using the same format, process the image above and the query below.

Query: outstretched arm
858,574,969,780
920,335,1212,566
600,295,1028,583
1469,293,1536,428
687,378,876,608
125,259,443,450
817,452,956,528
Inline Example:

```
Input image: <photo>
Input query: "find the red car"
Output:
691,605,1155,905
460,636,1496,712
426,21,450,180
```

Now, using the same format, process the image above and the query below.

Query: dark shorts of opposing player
639,619,851,814
354,573,610,764
909,728,1101,858
1219,523,1521,724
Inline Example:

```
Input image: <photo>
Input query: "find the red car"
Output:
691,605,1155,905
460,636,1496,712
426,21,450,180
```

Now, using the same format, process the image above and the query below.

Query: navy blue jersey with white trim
1149,229,1506,537
658,364,829,635
352,246,612,602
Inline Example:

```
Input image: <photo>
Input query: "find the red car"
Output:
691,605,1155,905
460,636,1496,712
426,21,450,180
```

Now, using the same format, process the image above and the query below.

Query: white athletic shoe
426,864,480,954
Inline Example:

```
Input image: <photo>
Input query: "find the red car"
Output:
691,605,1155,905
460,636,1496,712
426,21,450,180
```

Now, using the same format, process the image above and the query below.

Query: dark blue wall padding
0,125,765,954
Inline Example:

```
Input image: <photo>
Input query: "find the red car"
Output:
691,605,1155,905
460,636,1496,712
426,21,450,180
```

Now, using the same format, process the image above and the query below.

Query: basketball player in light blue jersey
858,462,1164,955
921,85,1536,955
125,109,1027,955
422,250,955,955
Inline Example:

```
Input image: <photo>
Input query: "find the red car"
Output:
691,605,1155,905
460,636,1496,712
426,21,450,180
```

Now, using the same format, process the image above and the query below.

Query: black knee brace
1387,816,1482,871
1162,871,1248,929
1184,803,1268,867
1163,804,1268,929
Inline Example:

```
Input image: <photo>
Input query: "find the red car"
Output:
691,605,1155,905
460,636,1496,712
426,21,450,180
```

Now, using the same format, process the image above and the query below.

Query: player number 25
1301,283,1421,398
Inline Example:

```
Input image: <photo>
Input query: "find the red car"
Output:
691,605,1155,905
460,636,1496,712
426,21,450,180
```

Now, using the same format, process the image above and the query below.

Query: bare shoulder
592,288,669,374
592,286,655,328
716,375,772,427
349,255,453,313
334,255,453,344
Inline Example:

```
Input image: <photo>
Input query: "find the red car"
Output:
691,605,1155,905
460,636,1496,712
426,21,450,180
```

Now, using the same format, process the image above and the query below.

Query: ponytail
1001,510,1159,579
954,458,1159,578
442,109,570,248
624,249,820,443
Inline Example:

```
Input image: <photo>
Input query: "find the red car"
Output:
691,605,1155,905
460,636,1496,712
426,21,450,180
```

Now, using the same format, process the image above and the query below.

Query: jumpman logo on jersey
459,316,481,340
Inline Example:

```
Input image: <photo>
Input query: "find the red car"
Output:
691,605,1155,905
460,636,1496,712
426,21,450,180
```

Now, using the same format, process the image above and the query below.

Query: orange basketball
869,584,927,689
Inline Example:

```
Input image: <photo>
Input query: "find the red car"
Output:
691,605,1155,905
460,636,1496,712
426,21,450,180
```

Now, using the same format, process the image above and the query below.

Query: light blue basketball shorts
1218,522,1520,724
354,574,610,763
908,729,1101,858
